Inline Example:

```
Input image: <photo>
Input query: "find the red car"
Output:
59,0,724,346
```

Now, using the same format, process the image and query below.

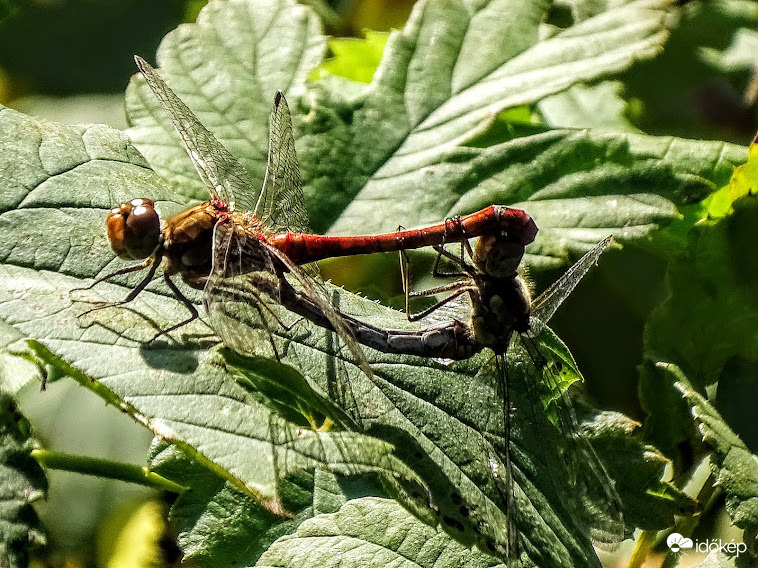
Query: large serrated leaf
149,441,378,567
125,0,326,202
256,497,501,568
308,0,676,236
580,408,699,530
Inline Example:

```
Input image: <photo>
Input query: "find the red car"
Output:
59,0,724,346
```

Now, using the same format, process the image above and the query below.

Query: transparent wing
203,222,372,380
203,222,288,359
135,56,258,214
531,236,613,323
518,320,626,545
254,92,311,234
264,243,373,379
525,235,623,543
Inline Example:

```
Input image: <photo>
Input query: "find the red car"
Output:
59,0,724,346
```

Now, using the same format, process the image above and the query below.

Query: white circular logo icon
666,532,694,552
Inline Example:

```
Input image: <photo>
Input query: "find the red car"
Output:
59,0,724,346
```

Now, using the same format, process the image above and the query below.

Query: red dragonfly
91,55,537,376
400,233,623,560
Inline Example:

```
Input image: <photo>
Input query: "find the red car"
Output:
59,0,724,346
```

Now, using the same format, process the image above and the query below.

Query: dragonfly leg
147,273,200,341
404,283,475,323
77,254,163,318
253,300,281,361
432,215,476,278
399,240,477,322
397,219,476,305
71,257,154,295
430,243,475,278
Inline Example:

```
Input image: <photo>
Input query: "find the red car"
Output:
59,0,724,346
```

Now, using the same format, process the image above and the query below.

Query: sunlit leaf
256,497,501,568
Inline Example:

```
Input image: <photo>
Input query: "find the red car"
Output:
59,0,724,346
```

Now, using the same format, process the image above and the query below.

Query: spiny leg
399,243,477,322
405,284,474,323
147,273,201,341
77,254,163,318
72,257,154,294
397,215,476,310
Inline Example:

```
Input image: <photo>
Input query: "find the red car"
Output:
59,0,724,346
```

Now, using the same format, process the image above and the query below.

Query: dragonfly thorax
471,272,531,354
160,202,219,286
107,198,161,260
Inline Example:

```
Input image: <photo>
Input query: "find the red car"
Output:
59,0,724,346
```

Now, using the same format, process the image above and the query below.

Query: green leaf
256,497,501,568
645,191,758,387
280,321,624,565
149,441,314,567
581,408,699,531
638,360,698,464
0,392,47,568
214,299,619,564
125,0,327,202
304,0,677,235
0,105,183,276
27,334,420,514
675,366,758,536
537,81,638,131
706,136,758,218
0,0,17,25
312,32,388,85
149,440,382,567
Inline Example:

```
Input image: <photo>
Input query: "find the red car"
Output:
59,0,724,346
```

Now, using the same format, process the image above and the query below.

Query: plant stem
31,449,185,493
627,530,657,568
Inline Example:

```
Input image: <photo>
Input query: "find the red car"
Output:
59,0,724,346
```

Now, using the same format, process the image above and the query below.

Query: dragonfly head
473,233,525,279
106,198,161,260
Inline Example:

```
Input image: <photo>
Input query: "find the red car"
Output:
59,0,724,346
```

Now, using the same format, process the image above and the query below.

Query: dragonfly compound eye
106,198,161,260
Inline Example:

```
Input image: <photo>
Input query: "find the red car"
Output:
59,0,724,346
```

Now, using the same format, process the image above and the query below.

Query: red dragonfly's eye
106,198,161,260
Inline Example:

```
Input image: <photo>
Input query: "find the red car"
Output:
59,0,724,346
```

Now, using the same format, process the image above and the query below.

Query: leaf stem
31,449,185,493
627,530,657,568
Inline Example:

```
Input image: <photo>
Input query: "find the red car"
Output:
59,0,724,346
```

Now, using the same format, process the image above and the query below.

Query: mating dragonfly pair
88,56,623,563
